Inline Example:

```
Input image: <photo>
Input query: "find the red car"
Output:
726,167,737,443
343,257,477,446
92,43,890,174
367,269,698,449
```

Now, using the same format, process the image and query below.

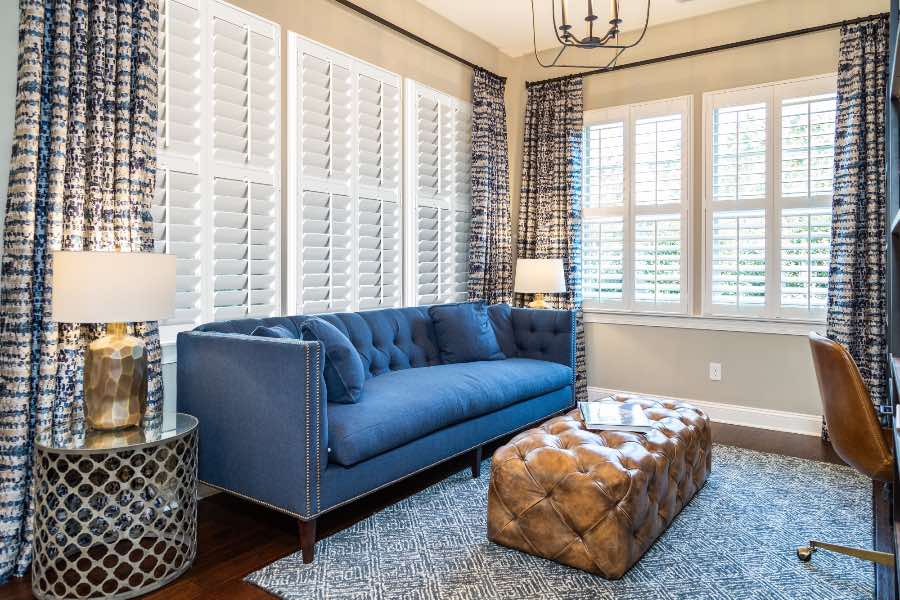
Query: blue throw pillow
250,324,296,339
428,301,506,364
300,317,365,404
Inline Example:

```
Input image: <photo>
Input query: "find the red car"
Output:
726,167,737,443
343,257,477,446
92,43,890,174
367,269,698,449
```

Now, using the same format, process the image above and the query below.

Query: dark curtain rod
330,0,507,82
527,12,888,87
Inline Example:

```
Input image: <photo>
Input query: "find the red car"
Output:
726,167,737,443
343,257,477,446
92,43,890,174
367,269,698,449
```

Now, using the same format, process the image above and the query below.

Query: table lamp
514,258,566,309
52,251,176,431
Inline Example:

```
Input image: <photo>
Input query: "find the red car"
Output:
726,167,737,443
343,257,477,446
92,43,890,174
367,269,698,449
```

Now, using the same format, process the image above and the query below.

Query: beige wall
510,0,887,416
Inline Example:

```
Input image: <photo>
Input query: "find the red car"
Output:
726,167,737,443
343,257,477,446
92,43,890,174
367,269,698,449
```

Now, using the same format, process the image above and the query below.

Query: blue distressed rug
246,445,873,599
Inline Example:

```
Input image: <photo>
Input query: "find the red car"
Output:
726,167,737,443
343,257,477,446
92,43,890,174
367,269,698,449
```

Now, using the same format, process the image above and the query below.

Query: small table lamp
52,251,176,431
514,258,566,309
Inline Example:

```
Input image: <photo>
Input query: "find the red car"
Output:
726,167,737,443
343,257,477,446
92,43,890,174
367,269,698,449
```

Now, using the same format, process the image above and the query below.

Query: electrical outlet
709,362,722,381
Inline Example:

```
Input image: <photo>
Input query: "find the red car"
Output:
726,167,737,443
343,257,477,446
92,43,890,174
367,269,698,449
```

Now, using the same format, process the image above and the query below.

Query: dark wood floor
0,422,887,600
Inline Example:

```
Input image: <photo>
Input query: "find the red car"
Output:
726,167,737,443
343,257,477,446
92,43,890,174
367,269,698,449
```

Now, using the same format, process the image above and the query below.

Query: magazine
578,399,654,433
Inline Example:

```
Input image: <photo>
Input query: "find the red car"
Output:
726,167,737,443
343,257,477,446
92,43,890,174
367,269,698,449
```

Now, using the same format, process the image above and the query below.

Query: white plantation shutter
155,1,281,340
288,36,403,314
581,99,689,313
710,210,767,309
405,81,472,306
630,98,690,312
152,169,204,329
703,74,836,320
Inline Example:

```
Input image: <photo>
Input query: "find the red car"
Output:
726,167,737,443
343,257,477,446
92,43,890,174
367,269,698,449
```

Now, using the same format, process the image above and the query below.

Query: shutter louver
158,0,203,160
634,214,681,305
416,95,440,200
416,205,440,305
211,18,250,166
582,217,624,303
634,114,682,206
249,31,277,172
248,182,278,317
300,191,353,313
357,196,401,309
584,122,625,209
780,208,831,311
212,177,250,321
712,103,767,201
710,210,767,308
781,94,837,198
153,169,203,327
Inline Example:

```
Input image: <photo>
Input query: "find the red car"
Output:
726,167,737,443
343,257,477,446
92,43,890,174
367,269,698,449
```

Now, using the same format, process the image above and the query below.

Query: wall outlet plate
709,362,722,381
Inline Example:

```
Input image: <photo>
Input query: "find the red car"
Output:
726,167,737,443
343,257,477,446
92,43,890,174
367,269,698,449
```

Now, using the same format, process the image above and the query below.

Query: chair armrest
177,331,327,518
509,307,576,369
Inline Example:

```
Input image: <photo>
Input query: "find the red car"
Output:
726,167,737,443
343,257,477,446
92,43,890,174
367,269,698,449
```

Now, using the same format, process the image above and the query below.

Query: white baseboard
588,386,822,437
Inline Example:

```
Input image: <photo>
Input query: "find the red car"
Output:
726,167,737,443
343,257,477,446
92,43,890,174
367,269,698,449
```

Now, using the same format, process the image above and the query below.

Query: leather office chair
798,332,894,565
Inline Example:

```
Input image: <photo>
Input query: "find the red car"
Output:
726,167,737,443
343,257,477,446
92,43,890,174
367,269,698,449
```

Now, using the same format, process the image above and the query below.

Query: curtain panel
825,15,889,437
468,67,513,304
0,0,160,581
516,78,586,402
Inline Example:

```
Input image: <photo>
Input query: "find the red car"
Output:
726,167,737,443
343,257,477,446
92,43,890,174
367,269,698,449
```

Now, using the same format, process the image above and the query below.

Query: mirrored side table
32,413,198,600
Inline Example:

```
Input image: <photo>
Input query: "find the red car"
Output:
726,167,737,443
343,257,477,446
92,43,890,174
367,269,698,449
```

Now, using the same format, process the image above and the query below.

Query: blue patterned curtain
468,67,512,304
825,15,889,438
0,0,160,581
516,78,586,401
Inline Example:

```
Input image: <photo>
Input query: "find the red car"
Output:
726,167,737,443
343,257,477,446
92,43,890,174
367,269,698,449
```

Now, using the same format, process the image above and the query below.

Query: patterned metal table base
32,425,198,599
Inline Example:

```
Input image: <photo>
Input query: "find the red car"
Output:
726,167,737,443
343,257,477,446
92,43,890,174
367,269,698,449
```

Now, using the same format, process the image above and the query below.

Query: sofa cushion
428,302,506,364
250,324,295,339
300,317,366,404
327,358,572,466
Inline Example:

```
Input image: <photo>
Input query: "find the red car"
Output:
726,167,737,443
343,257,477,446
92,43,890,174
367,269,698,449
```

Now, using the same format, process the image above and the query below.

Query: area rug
246,445,874,600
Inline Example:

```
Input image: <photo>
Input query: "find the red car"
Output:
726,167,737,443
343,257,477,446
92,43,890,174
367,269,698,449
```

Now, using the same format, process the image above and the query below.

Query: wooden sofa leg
471,446,483,479
298,518,317,564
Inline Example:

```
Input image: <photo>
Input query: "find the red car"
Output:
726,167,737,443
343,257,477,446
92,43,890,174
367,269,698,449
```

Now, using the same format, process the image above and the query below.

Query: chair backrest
808,332,893,481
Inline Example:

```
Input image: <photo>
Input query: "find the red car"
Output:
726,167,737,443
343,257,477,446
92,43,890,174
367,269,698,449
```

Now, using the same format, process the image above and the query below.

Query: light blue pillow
428,301,506,364
300,317,365,404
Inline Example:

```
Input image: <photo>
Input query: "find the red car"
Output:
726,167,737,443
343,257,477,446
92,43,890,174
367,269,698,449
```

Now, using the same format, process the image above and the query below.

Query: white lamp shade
52,251,177,323
514,258,567,294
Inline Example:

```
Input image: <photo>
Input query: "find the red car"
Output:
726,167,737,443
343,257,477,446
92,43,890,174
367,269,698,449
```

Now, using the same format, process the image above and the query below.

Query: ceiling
414,0,768,57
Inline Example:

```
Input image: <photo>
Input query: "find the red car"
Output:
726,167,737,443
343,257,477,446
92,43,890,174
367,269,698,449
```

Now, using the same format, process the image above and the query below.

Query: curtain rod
330,0,507,82
526,12,888,87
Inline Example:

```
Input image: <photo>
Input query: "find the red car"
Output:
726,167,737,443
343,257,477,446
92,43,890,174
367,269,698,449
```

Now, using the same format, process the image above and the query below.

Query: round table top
35,412,198,454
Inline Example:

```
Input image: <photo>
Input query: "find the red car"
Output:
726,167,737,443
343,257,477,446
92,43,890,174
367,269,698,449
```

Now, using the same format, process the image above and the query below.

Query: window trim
701,73,837,323
582,94,693,316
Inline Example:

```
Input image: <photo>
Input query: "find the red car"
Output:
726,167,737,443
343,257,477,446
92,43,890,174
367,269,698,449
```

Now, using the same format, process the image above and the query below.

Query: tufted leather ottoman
487,395,711,579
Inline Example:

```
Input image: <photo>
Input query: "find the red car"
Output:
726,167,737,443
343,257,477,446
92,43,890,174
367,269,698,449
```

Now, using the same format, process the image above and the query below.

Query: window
155,0,281,341
287,35,403,314
703,74,836,321
582,96,692,314
404,81,473,306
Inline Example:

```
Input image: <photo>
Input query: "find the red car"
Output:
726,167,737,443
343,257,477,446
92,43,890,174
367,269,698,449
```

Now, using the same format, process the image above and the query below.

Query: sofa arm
177,331,326,518
509,307,576,369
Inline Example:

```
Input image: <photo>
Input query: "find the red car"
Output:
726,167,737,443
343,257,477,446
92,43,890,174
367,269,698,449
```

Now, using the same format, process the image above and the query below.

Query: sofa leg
471,446,483,479
298,518,317,563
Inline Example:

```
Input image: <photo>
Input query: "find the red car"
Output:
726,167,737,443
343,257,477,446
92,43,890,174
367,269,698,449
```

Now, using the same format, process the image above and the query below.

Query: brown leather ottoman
487,395,711,579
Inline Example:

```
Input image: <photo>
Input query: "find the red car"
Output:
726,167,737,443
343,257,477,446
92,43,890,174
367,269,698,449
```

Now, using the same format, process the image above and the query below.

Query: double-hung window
155,0,281,342
582,96,692,314
703,74,836,321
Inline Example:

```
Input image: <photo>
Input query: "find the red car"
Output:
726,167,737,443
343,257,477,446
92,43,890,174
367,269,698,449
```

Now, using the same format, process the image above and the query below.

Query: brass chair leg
797,540,894,566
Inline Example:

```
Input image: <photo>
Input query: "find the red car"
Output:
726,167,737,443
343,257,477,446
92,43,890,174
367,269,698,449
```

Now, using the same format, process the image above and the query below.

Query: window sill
582,309,825,336
161,342,177,365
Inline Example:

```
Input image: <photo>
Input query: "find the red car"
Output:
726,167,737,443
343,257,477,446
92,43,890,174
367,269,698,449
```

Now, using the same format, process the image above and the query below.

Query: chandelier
531,0,651,69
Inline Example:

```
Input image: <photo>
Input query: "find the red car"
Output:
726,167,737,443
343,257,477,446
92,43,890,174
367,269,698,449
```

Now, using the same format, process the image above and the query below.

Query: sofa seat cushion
327,358,573,467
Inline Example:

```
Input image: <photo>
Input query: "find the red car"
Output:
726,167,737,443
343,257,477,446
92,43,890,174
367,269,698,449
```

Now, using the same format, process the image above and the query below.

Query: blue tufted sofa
177,303,575,561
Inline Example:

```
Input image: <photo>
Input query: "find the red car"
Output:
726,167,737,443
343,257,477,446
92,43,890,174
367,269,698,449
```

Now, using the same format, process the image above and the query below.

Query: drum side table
31,413,198,600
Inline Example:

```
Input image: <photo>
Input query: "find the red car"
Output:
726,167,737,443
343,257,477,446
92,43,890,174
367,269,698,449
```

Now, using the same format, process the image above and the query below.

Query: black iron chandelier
531,0,651,69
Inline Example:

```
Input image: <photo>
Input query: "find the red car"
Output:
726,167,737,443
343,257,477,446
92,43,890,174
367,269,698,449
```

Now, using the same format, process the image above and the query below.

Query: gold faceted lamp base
527,292,550,309
84,323,147,431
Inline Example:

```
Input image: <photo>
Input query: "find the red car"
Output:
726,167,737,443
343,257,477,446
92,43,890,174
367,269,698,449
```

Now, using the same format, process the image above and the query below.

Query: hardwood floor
0,423,887,600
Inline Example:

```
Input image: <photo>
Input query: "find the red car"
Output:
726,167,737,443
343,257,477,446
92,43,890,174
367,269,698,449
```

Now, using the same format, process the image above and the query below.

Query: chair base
797,540,894,566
